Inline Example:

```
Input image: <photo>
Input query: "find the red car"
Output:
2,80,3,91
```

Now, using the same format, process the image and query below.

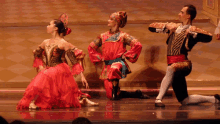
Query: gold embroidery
171,60,192,76
149,22,167,29
66,48,78,65
44,42,65,67
34,47,44,58
185,38,190,51
193,27,212,36
45,43,57,64
130,39,138,47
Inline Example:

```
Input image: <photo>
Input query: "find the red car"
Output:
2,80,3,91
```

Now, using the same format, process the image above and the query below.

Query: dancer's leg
181,95,218,105
112,79,120,100
155,66,175,104
172,76,189,103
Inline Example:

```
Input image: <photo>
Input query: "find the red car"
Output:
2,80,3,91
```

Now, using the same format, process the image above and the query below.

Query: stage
0,0,220,123
1,92,220,124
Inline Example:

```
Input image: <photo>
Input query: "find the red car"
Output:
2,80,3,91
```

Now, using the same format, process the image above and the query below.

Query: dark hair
72,117,92,124
53,19,66,36
184,4,197,21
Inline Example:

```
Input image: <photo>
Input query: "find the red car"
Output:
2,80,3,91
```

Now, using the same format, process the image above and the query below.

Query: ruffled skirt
17,63,81,109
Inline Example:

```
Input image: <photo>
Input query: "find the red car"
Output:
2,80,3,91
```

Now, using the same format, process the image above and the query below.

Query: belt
104,58,127,78
167,54,186,65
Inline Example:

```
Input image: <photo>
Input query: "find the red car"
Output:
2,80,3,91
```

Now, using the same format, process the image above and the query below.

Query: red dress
17,41,85,109
88,31,142,98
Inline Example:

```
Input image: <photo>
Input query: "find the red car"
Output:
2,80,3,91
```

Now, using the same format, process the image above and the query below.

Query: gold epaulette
149,22,167,29
192,27,212,36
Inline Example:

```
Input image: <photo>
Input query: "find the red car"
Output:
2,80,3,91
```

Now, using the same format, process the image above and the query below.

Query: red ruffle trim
17,63,81,109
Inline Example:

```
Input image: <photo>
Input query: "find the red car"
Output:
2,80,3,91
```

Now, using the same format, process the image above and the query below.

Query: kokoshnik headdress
110,11,127,28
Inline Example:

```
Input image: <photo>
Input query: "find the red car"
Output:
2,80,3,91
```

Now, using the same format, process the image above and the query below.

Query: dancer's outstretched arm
148,22,181,34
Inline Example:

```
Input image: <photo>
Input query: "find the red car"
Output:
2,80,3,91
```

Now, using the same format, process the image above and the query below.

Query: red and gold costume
17,39,85,109
88,31,142,99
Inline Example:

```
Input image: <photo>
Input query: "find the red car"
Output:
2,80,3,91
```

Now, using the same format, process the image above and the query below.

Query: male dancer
148,4,220,107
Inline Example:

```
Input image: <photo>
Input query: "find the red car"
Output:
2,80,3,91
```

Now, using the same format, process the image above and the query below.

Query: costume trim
104,58,127,78
167,54,186,65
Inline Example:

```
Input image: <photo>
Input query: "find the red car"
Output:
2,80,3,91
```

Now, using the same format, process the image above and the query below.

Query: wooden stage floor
1,96,220,124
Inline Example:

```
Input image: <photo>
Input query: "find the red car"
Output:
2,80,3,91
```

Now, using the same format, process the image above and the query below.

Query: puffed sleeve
88,35,103,64
123,33,142,63
65,47,86,76
33,46,44,71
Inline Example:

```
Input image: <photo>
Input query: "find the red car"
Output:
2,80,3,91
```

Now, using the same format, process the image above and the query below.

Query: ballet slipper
155,99,165,107
85,98,99,106
29,100,39,109
80,98,99,106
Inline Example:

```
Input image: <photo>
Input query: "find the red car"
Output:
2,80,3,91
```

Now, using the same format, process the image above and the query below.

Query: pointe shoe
80,98,99,106
29,101,39,109
214,94,220,104
155,99,165,107
85,98,99,106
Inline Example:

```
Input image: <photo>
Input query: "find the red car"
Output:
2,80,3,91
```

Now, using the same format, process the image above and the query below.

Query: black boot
112,84,120,100
119,90,150,99
135,90,150,99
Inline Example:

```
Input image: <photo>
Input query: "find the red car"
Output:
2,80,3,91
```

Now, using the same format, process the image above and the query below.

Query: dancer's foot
112,85,120,100
85,98,99,106
214,94,220,104
80,98,99,106
155,99,165,107
29,101,39,109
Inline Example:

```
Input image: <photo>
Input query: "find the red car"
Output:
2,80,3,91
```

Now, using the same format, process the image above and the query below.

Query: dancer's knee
166,66,175,73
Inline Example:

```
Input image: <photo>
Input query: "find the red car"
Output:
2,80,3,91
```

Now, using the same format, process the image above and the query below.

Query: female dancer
17,18,97,109
88,11,149,100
